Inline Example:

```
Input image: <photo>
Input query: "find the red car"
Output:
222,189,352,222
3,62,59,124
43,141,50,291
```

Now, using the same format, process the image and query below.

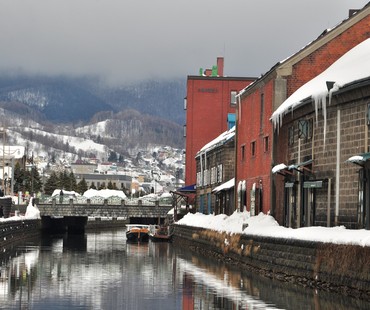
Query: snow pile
177,210,250,234
271,38,370,133
25,199,41,219
51,189,81,197
177,211,370,247
83,189,127,199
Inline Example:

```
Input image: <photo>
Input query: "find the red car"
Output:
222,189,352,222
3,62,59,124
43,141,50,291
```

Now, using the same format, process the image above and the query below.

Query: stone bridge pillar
41,216,88,234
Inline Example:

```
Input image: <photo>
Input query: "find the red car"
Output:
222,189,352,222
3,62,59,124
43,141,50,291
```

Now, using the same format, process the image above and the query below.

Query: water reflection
0,230,368,309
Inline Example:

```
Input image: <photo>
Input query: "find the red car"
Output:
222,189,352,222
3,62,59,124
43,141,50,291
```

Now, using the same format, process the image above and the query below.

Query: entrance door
284,182,296,227
358,168,369,229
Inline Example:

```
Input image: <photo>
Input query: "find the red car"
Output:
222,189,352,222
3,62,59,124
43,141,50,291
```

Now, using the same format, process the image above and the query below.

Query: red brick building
235,4,370,223
184,57,255,187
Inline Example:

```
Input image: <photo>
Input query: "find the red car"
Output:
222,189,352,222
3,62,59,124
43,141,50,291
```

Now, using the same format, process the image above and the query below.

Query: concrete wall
0,220,41,248
173,224,370,299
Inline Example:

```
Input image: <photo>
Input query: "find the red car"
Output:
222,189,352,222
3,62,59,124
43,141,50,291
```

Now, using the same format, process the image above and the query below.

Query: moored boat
126,224,150,242
149,225,173,242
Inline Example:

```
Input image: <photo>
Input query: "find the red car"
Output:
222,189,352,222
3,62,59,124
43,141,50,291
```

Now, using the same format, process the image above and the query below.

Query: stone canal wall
0,219,41,248
172,224,370,300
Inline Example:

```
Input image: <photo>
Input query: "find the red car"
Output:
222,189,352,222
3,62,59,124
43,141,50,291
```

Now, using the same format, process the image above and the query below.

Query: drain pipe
335,109,341,226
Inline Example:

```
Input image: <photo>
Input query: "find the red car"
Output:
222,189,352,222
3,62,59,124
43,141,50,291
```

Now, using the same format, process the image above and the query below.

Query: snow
271,38,370,130
197,126,235,155
271,163,288,174
212,178,234,193
0,198,40,222
177,211,370,247
51,189,81,197
83,189,127,199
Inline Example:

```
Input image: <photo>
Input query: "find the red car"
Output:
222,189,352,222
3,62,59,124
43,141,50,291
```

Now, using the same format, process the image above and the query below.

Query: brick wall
275,82,370,228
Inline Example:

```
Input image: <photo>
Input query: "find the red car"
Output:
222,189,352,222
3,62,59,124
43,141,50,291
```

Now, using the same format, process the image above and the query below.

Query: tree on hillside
68,171,78,192
107,180,117,190
44,171,59,195
13,162,25,193
108,151,117,162
77,177,88,194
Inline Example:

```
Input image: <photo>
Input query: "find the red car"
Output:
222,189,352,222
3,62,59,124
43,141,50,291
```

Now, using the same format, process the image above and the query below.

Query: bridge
17,198,173,233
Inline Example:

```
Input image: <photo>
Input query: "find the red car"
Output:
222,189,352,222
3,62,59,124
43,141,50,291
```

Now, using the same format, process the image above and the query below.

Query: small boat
126,224,150,242
149,225,173,242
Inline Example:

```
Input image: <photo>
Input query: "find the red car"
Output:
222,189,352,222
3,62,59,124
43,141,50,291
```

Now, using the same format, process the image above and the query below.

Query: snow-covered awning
272,159,313,175
346,152,370,166
212,178,234,193
271,163,288,174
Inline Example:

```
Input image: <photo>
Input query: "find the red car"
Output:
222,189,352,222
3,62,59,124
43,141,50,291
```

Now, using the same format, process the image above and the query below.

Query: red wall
185,77,254,186
236,80,274,214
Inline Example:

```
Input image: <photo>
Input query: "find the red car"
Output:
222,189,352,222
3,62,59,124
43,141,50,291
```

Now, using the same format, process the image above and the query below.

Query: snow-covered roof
0,146,25,159
196,126,235,157
271,38,370,128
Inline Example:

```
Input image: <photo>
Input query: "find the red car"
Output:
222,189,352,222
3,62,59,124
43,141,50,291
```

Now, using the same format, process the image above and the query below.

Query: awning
272,159,313,175
212,178,234,193
288,159,313,173
346,152,370,166
272,163,288,174
177,184,196,193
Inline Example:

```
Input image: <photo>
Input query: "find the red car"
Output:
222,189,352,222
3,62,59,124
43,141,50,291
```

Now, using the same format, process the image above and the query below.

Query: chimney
217,57,224,77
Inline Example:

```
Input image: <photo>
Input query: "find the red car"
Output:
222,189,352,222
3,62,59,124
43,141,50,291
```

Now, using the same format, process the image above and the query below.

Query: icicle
322,95,327,148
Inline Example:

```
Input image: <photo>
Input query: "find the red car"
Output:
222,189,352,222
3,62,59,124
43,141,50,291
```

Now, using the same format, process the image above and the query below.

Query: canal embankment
0,219,41,248
172,224,370,300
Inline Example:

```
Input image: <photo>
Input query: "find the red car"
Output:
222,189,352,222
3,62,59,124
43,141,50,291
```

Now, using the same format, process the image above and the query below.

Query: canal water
0,228,369,310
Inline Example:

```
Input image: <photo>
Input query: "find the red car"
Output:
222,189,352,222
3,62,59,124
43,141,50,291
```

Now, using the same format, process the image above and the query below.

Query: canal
0,228,369,310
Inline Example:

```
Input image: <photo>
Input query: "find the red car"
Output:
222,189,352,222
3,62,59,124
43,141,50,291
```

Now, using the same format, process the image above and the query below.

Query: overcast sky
0,0,368,85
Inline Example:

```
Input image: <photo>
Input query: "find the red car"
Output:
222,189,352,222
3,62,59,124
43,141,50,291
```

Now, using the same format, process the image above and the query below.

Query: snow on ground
0,198,40,222
83,189,127,199
177,211,370,247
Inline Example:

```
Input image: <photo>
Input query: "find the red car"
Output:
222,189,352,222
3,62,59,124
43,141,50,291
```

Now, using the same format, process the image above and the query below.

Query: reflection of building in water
177,257,276,309
0,248,40,308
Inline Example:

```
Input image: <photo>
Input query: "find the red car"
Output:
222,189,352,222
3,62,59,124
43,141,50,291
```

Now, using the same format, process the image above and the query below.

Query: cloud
0,0,368,85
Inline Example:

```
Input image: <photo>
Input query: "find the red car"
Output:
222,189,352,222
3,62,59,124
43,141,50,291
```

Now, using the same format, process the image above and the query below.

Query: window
288,126,294,146
184,97,187,110
183,125,186,137
263,136,269,152
298,119,313,141
251,141,256,157
241,144,245,161
227,113,235,129
230,91,237,106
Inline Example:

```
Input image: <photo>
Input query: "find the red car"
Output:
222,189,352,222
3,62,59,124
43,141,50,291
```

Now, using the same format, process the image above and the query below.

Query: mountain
0,74,186,169
0,75,186,125
0,75,114,123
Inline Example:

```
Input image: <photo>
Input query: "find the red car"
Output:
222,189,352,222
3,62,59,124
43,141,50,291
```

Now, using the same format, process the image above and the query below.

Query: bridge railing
39,195,173,207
